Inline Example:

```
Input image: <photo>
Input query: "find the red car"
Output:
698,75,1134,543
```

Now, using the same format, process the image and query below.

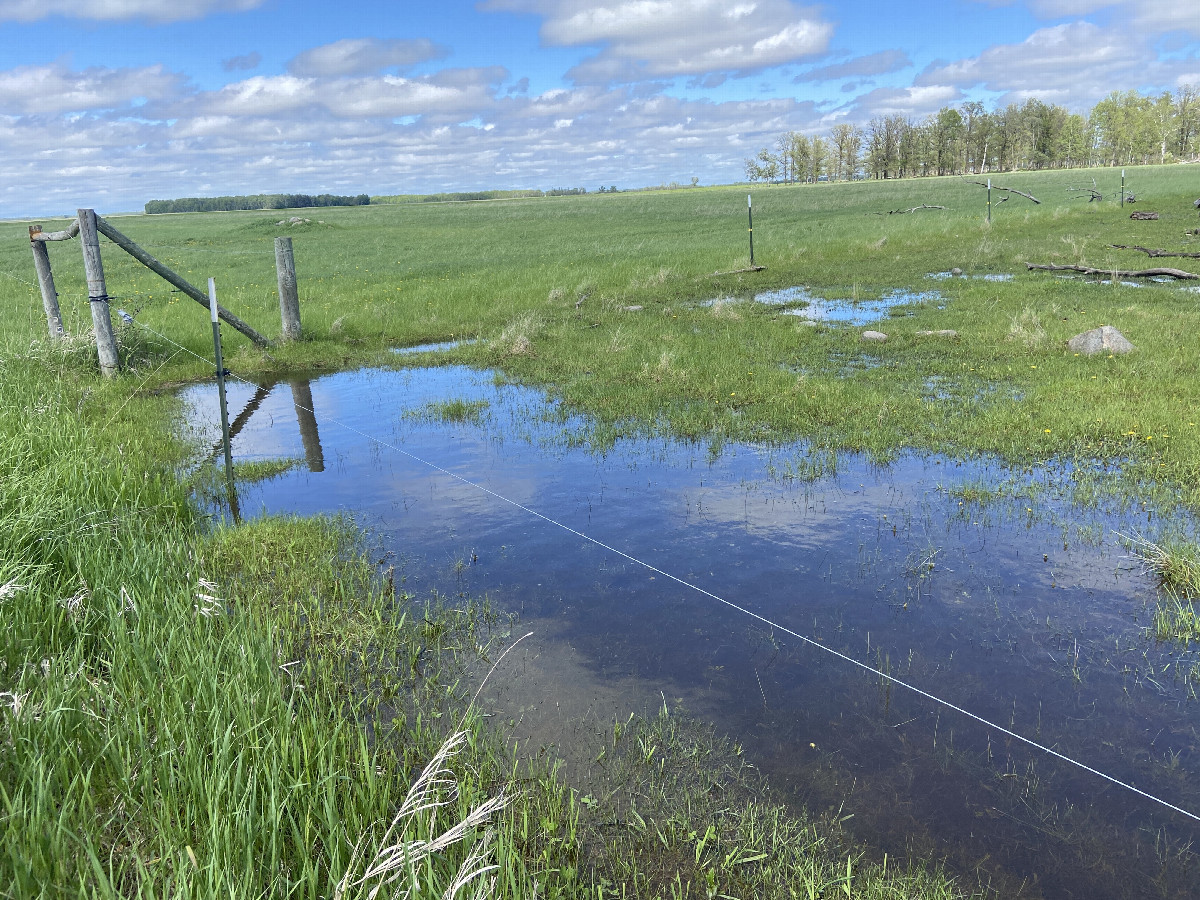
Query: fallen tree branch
1026,262,1199,280
1111,244,1200,259
880,204,947,215
708,265,767,276
967,180,1041,204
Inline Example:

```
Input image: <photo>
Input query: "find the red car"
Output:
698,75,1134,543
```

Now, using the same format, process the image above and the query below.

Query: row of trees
746,86,1200,183
145,193,371,214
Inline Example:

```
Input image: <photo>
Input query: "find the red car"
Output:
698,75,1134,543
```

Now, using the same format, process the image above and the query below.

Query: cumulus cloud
969,0,1200,36
0,63,183,114
288,38,450,77
177,66,507,119
482,0,832,82
0,59,828,215
793,49,912,83
844,84,964,120
915,22,1147,106
0,0,266,22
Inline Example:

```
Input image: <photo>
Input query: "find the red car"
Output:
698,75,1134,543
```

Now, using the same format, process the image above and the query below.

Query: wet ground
182,365,1200,899
696,285,945,325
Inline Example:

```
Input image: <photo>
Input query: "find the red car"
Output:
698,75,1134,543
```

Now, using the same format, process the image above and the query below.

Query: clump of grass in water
1126,534,1200,597
1124,534,1200,644
419,399,490,425
233,457,303,483
771,447,838,482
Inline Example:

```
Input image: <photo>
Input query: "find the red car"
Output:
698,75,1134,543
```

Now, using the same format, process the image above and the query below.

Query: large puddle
181,367,1200,898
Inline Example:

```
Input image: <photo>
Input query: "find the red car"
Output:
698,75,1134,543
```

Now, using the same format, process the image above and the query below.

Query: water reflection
289,380,325,472
179,367,1200,899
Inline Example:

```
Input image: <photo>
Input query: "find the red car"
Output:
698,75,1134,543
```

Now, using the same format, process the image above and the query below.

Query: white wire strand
129,317,1200,826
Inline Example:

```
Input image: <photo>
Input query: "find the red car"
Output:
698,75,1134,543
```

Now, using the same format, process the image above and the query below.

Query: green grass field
7,165,1199,512
2,164,1199,896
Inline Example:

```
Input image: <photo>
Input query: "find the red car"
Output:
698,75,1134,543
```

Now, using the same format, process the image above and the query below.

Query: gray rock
916,329,959,338
1067,325,1134,356
622,305,643,311
861,330,888,342
950,267,963,276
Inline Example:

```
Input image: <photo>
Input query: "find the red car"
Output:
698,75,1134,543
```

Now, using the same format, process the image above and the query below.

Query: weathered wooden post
29,226,64,339
77,209,119,377
275,236,301,341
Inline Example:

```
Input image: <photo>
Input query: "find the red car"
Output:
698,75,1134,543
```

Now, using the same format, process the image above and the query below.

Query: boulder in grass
1067,325,1134,356
861,330,888,342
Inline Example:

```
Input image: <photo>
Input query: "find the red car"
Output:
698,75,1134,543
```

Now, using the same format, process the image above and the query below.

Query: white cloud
915,22,1148,106
0,0,266,22
844,84,964,120
0,62,830,215
483,0,832,82
288,38,449,77
0,63,183,114
178,67,506,119
969,0,1200,36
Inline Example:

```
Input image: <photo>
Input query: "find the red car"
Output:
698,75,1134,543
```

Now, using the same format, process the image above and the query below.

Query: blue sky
1,0,1197,217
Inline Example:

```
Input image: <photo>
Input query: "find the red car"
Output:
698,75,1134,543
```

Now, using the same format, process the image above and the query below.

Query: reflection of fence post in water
290,380,325,472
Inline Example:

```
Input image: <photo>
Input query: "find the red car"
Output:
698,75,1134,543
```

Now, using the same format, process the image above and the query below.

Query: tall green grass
0,348,525,896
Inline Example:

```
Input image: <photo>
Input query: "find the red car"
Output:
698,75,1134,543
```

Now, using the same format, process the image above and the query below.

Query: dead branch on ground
1026,262,1198,280
1111,244,1200,259
878,204,947,215
967,180,1041,204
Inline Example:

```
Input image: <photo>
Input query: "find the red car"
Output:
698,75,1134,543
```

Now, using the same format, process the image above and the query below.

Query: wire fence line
0,268,38,290
125,314,1200,827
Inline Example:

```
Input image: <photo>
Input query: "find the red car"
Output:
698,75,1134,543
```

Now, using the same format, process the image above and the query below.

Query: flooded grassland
184,357,1200,899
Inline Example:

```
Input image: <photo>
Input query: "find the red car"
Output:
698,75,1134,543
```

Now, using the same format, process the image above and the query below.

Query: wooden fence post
275,237,301,341
29,226,64,339
77,209,119,377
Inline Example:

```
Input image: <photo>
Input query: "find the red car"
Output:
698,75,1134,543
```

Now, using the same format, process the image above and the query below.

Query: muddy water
182,366,1200,899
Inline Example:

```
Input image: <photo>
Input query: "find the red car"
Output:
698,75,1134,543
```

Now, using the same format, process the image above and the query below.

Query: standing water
182,366,1200,899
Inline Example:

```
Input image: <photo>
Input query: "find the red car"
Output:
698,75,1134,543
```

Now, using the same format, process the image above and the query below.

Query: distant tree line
746,85,1200,183
145,193,371,214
